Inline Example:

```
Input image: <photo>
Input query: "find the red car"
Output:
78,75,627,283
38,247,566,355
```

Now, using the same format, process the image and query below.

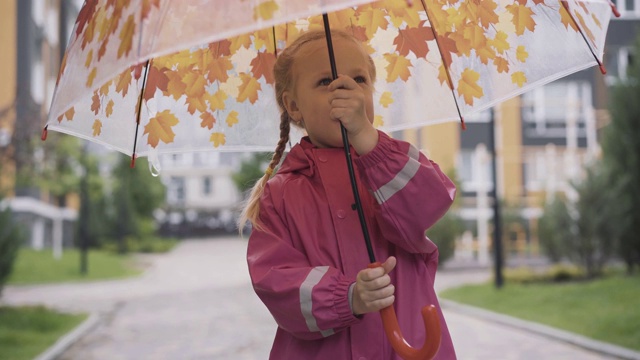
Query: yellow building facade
0,0,17,194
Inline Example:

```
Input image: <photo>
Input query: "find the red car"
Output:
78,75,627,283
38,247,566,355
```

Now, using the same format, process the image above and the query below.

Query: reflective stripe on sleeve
373,145,421,204
300,266,335,337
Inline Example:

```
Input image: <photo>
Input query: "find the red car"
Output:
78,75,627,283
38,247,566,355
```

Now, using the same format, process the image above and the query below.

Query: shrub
427,212,464,266
102,236,177,254
538,196,571,263
503,264,585,284
0,202,25,297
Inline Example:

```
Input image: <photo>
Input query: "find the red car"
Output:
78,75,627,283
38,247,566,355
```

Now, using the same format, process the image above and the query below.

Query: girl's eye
318,78,332,86
354,76,367,84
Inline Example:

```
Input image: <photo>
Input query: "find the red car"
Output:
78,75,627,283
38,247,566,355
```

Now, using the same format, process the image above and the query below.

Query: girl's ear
282,90,302,122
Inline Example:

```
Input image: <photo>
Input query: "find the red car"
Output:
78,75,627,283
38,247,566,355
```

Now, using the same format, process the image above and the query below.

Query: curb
34,312,102,360
441,299,640,360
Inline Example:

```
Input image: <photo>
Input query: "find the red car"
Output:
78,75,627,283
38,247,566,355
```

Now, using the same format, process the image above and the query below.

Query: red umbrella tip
130,154,137,168
599,64,607,75
405,0,413,6
460,117,467,131
41,126,48,141
610,1,621,17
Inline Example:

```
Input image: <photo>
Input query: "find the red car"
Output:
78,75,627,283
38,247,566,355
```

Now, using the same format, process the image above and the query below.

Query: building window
457,148,493,193
520,81,591,138
523,150,546,192
618,47,635,80
203,176,212,196
607,46,636,84
523,147,586,193
168,176,185,205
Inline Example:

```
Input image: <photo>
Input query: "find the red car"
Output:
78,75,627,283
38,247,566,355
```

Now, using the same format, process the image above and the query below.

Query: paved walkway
1,237,631,359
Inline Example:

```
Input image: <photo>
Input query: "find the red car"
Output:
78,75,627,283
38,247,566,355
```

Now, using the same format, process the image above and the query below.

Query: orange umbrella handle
368,263,441,360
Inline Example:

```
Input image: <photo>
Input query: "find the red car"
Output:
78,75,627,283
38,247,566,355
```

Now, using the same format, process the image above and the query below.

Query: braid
268,112,291,172
238,112,291,233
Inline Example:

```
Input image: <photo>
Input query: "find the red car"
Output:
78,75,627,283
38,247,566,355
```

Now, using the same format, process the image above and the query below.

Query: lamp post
488,109,504,288
78,143,90,275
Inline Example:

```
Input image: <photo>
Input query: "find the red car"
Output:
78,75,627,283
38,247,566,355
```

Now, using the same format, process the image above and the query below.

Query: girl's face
283,37,374,148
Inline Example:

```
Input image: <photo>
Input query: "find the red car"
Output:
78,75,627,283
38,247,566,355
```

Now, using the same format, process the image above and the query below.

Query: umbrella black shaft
322,14,376,264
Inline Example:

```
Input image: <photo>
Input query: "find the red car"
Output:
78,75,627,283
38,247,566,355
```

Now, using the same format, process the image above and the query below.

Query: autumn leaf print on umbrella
44,0,617,166
43,0,618,359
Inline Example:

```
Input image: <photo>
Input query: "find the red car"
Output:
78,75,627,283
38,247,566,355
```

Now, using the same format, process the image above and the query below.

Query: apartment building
397,6,639,261
0,0,82,251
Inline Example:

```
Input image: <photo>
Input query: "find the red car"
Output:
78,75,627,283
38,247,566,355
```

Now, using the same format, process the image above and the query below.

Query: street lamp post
489,109,504,288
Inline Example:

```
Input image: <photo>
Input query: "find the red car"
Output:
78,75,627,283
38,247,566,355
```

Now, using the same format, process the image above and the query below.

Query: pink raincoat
247,131,457,359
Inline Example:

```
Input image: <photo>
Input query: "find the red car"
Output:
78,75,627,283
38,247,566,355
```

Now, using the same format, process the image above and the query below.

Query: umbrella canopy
45,0,617,161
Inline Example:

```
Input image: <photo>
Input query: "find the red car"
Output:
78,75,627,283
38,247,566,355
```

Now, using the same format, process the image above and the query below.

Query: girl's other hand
352,256,397,316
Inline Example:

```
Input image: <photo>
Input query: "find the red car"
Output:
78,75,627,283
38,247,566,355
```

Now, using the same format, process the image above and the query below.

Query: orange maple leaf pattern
93,120,102,136
200,112,216,130
144,110,179,148
226,111,239,127
380,92,394,108
254,0,279,21
458,69,484,105
55,0,608,152
237,73,262,104
210,132,226,148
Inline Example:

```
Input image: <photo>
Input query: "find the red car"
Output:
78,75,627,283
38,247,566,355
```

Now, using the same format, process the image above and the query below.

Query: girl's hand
328,75,378,155
352,256,397,316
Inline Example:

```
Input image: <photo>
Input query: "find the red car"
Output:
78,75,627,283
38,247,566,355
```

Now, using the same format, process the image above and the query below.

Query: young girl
240,29,457,359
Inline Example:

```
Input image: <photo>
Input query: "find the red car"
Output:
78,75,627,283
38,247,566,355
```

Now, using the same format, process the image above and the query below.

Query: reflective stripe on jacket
247,131,457,360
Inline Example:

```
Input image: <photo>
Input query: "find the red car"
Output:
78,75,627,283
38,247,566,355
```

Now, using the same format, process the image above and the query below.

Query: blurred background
0,1,639,360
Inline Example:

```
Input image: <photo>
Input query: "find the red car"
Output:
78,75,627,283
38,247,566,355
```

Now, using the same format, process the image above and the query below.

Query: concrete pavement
1,237,636,359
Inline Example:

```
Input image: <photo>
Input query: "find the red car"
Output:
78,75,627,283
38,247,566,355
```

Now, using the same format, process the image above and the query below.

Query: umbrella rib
420,0,466,130
559,0,606,74
271,25,278,58
130,59,151,168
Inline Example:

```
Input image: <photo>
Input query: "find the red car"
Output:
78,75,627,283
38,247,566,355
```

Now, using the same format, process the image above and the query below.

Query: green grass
0,306,87,360
440,273,640,351
8,248,142,285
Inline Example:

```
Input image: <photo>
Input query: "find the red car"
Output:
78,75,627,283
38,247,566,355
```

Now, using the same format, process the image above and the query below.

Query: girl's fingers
362,274,391,291
382,256,397,275
328,74,358,91
359,285,395,303
359,267,385,281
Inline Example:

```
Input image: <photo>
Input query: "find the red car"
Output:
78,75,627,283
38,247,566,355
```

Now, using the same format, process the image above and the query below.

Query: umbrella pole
322,14,376,264
322,14,441,360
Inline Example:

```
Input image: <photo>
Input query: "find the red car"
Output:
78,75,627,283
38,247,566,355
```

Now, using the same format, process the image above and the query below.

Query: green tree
426,169,464,266
568,165,617,278
124,158,166,219
0,194,24,297
538,195,572,263
109,156,166,253
232,153,272,195
601,32,640,274
538,164,618,278
76,146,109,273
500,200,528,257
38,135,82,206
84,154,109,247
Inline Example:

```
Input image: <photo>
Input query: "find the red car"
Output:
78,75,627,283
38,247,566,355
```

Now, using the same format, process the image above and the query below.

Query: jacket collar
278,137,356,177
